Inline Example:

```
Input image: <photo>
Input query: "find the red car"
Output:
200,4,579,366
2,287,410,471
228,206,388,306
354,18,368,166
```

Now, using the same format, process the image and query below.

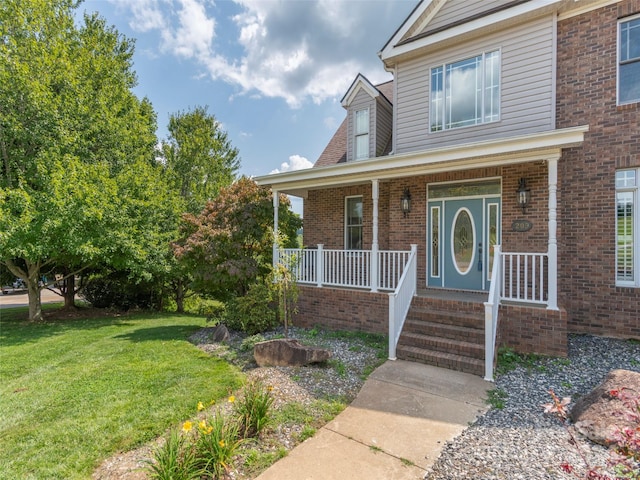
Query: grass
0,306,243,479
486,387,508,409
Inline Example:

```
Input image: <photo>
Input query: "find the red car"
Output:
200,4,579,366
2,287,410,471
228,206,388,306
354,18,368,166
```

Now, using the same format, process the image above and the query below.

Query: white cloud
270,154,313,174
107,0,412,107
160,0,216,59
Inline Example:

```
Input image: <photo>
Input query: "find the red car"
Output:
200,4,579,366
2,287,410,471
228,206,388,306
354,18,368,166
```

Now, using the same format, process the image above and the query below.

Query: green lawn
0,307,243,479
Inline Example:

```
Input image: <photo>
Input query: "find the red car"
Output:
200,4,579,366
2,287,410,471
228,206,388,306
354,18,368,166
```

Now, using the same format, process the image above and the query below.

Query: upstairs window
355,109,369,160
616,169,638,286
619,16,640,105
430,50,500,132
345,196,363,250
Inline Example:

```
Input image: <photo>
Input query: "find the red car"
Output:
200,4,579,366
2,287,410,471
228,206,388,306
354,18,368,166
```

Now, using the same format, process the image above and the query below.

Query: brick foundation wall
294,285,389,335
556,1,640,339
497,305,568,357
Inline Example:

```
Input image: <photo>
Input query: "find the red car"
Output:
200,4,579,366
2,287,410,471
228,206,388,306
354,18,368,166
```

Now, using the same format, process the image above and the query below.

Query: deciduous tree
0,0,163,320
175,177,301,301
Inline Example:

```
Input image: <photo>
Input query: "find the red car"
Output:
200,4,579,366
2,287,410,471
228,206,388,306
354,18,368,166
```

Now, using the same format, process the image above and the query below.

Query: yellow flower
218,440,226,447
197,401,204,411
182,421,193,433
209,399,216,406
267,385,274,392
206,426,213,434
228,395,235,403
199,420,207,431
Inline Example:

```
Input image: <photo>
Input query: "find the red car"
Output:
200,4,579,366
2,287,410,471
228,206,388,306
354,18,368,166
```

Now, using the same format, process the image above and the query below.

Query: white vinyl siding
618,15,640,105
616,169,639,287
422,0,507,35
376,100,393,155
395,15,555,154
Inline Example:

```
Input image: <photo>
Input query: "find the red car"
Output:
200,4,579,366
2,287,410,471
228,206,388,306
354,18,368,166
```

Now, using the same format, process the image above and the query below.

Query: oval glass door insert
451,208,475,275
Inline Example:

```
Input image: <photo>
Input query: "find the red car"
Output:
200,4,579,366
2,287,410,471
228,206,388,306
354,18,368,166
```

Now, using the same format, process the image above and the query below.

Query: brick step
412,294,486,314
396,345,484,376
407,307,484,329
398,331,484,359
402,318,484,343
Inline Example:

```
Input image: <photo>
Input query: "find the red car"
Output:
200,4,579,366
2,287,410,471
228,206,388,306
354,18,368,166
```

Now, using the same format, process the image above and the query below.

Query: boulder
253,338,331,367
210,324,230,343
570,369,640,446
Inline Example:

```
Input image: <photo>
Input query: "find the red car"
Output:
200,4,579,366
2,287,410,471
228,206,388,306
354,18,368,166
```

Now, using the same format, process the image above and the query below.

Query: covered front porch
257,126,587,380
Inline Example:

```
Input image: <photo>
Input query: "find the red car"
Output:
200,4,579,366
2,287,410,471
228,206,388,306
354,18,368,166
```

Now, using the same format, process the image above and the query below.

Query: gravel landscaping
93,329,639,480
426,335,640,480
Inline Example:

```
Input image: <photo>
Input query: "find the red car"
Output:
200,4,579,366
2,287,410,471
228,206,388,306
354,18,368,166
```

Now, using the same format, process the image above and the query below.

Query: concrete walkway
256,360,491,480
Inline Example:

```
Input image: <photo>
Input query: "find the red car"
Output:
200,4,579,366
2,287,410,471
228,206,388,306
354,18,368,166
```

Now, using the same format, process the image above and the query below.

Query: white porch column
370,179,379,292
272,190,279,269
547,156,560,310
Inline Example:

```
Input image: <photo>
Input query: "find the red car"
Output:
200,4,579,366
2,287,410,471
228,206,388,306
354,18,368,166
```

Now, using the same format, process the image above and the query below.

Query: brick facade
556,1,640,339
296,1,640,357
294,285,388,335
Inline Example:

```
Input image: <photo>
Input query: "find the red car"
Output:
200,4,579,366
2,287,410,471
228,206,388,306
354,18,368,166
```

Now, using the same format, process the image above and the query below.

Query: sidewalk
256,360,491,480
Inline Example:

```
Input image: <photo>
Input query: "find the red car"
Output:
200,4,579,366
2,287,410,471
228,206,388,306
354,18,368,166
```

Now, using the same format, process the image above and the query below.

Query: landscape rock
570,369,640,446
210,324,230,343
253,338,331,367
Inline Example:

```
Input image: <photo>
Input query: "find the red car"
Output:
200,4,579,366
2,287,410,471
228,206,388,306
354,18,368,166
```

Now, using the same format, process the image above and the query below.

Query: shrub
183,296,226,323
224,281,277,335
234,380,274,438
82,273,157,310
240,334,266,352
147,428,202,480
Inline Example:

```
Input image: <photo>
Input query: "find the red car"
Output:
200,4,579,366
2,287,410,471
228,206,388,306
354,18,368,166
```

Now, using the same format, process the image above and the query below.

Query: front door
427,180,501,291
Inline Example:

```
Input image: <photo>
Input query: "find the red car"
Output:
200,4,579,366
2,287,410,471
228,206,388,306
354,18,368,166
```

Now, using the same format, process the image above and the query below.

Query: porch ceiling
254,125,588,197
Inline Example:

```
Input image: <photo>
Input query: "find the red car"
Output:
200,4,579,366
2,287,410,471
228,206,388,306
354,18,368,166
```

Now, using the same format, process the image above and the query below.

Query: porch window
345,196,363,250
619,15,640,105
355,109,369,160
616,169,638,286
430,50,500,132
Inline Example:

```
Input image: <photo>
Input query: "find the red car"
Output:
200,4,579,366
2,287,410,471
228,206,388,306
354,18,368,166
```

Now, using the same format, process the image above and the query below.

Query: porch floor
416,288,488,304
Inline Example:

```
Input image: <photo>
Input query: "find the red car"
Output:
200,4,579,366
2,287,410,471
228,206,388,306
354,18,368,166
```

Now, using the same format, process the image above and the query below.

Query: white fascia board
255,126,588,194
379,0,436,60
381,0,563,63
341,75,380,107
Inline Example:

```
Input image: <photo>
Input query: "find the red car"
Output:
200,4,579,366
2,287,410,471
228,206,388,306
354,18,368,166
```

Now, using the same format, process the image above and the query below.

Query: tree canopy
161,106,240,215
0,0,166,320
175,177,302,301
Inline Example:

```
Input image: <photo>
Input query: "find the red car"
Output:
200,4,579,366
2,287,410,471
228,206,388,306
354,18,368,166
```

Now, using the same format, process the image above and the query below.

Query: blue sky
82,0,416,212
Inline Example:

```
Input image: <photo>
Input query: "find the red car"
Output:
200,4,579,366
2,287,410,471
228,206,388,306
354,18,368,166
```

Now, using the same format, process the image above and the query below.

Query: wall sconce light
516,178,531,214
401,187,411,217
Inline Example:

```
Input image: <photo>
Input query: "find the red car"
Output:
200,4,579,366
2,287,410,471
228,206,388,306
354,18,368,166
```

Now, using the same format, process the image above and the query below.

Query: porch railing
388,245,418,360
484,248,551,381
500,251,548,304
484,245,502,382
278,245,413,291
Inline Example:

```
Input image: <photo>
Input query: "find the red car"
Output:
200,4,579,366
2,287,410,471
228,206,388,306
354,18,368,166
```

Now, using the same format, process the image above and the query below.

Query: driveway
0,289,64,309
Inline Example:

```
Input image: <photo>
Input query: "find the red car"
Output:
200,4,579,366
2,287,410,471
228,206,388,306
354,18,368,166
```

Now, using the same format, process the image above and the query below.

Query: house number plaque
511,219,533,232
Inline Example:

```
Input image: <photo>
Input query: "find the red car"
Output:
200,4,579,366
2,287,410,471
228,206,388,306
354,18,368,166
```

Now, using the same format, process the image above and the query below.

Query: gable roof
341,74,383,107
314,79,394,168
379,0,563,66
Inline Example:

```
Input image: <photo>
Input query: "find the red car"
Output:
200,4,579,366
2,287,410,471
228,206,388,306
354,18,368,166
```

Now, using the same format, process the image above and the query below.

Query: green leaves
175,177,301,300
161,106,240,214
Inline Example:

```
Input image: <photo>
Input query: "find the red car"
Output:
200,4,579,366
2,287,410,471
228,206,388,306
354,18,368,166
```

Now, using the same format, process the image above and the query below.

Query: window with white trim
619,15,640,105
430,50,500,132
616,169,639,286
354,109,369,160
345,196,363,250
